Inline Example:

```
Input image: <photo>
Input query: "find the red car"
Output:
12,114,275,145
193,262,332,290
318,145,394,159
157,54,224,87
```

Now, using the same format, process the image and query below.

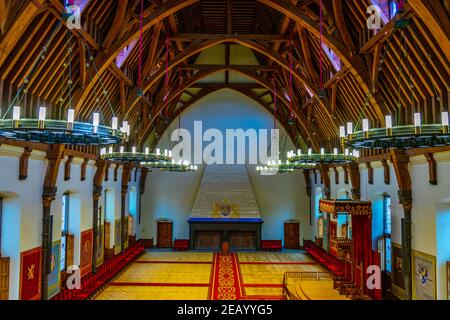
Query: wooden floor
94,250,334,300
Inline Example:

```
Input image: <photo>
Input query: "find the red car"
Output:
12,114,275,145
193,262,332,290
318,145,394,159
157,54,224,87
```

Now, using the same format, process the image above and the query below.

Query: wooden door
0,257,9,300
157,221,173,248
284,222,300,249
66,234,74,267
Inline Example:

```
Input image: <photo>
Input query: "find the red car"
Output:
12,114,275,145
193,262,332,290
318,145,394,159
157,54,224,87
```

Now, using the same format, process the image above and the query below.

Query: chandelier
343,113,449,150
142,160,198,172
0,25,123,146
100,147,198,172
100,146,171,162
342,3,449,151
287,148,358,165
257,160,316,174
0,109,123,145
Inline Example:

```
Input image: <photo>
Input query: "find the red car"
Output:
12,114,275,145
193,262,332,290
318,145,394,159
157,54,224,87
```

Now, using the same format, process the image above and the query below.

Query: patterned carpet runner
210,253,242,300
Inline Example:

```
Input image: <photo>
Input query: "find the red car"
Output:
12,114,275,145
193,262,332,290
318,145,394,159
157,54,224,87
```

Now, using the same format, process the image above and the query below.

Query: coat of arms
220,205,231,217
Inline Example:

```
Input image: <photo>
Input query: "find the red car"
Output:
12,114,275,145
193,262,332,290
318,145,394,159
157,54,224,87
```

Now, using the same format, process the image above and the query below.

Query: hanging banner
80,229,93,276
20,247,42,300
48,240,61,298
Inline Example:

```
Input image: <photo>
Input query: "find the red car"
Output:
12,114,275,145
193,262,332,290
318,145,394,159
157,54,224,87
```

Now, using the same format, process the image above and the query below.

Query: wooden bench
173,239,190,251
261,240,282,251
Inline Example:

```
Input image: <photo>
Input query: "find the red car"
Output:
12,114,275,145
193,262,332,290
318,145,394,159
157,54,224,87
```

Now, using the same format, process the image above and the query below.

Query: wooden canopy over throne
319,199,381,299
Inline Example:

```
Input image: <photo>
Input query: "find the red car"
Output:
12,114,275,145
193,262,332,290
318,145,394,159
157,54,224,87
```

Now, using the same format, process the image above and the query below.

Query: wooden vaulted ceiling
0,0,449,152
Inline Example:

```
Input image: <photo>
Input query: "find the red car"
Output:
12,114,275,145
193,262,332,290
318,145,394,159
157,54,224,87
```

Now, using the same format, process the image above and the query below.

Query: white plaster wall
0,144,140,300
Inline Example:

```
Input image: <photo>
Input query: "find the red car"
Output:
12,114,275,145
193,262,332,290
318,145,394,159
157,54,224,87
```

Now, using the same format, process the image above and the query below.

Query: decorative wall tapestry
19,246,42,300
80,229,93,276
114,219,121,254
412,250,436,300
48,240,61,298
391,242,404,299
95,225,104,267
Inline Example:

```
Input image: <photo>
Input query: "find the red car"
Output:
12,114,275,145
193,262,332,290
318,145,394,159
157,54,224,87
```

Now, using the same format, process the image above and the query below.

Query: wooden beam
170,33,291,41
408,0,450,62
366,161,373,185
181,64,278,71
381,159,390,185
0,0,10,35
343,164,349,185
114,165,119,182
0,0,46,67
80,158,88,181
73,0,198,115
333,167,339,184
346,162,360,200
425,153,437,185
102,0,128,49
18,147,32,180
109,63,133,87
258,0,387,124
133,39,325,149
47,1,100,50
104,161,111,181
303,169,311,197
64,155,74,181
332,0,355,54
319,164,331,199
138,65,319,149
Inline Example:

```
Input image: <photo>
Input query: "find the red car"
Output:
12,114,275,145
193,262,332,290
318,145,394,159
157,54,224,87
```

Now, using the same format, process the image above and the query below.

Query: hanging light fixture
101,146,170,163
101,146,198,172
287,147,357,165
142,159,198,172
343,3,449,150
0,26,122,146
256,159,316,174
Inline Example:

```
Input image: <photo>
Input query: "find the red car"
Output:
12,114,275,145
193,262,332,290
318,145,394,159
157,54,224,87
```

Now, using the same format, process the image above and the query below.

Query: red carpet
210,253,242,300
